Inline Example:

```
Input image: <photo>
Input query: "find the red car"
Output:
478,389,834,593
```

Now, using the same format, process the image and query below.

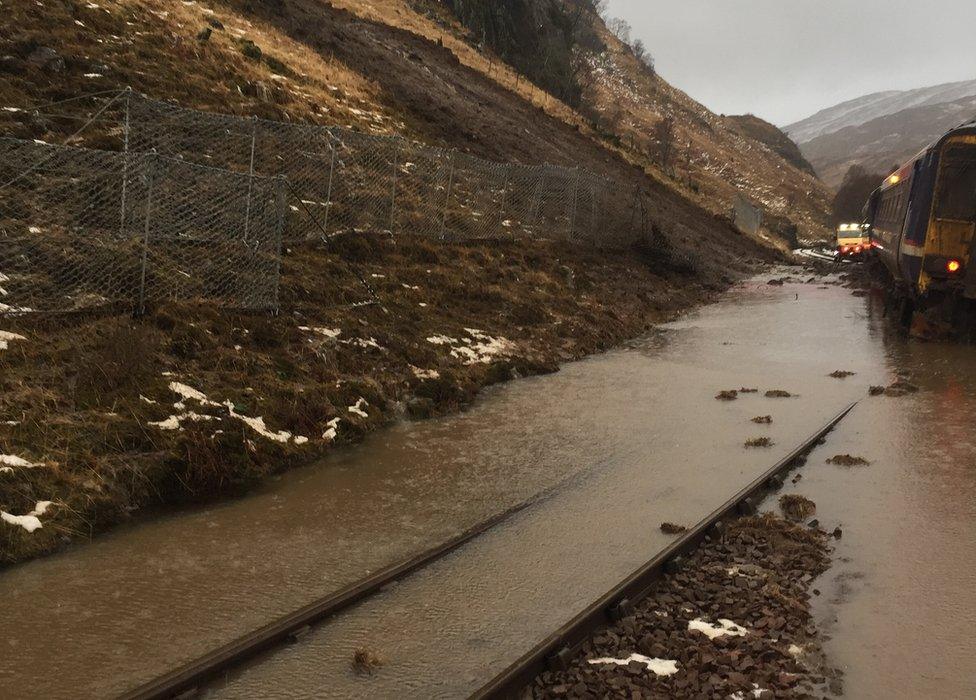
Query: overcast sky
606,0,976,126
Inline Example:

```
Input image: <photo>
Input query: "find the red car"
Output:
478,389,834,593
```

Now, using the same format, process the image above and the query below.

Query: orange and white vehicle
835,223,871,258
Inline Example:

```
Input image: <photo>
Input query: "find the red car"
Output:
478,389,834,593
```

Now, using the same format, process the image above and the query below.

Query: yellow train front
865,119,976,335
836,223,871,258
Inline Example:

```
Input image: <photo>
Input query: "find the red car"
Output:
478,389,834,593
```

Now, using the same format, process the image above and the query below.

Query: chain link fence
0,137,284,314
0,90,654,315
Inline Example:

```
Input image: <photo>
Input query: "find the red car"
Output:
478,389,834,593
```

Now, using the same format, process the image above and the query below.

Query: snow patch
1,501,54,533
299,326,341,340
149,411,214,431
730,683,770,699
426,329,514,365
688,618,748,640
410,366,440,380
588,653,679,676
223,401,306,444
0,330,27,350
322,417,340,441
0,454,39,469
347,398,369,419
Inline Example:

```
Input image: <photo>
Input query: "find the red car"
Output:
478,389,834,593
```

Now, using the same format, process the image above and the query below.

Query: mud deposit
530,514,837,699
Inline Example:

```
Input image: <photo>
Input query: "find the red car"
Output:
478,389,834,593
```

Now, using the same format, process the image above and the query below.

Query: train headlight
947,259,962,274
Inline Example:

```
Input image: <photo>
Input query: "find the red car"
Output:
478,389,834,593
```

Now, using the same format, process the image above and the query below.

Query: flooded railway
1,273,974,698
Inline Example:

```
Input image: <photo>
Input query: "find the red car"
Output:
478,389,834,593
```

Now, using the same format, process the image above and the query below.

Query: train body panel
867,121,976,303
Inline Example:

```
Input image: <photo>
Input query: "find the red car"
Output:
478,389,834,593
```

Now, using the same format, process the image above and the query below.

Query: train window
936,145,976,221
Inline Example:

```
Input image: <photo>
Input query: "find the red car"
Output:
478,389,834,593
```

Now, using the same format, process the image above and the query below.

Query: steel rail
471,401,858,700
118,479,567,700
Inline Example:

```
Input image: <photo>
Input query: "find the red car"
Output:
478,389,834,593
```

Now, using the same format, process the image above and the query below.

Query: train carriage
865,119,976,331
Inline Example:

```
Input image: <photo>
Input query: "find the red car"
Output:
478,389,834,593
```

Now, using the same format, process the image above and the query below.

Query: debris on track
528,513,838,698
716,390,739,401
744,437,773,448
352,647,383,675
828,370,856,379
739,388,759,394
869,385,885,396
660,522,687,535
779,494,816,522
764,390,793,398
826,454,869,466
751,415,772,424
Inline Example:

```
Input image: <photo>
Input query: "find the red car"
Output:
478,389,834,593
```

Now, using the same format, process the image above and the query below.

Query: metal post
389,138,400,233
271,176,287,313
529,166,546,229
137,156,156,315
439,150,456,239
119,87,132,236
243,116,257,241
498,165,511,238
568,167,581,240
321,139,336,240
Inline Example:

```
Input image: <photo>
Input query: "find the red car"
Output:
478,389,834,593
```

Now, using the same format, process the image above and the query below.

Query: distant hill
726,114,816,176
785,79,976,188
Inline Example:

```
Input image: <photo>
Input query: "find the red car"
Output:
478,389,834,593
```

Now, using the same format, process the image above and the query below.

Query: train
863,118,976,334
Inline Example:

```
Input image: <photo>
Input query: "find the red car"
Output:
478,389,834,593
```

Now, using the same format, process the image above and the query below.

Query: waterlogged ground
0,272,973,698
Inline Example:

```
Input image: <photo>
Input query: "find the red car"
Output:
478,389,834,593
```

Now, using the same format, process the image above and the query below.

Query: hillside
786,78,976,188
0,0,807,563
785,78,976,143
725,114,816,177
800,94,976,187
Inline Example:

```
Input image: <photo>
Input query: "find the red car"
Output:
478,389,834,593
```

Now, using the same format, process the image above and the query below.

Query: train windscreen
936,144,976,222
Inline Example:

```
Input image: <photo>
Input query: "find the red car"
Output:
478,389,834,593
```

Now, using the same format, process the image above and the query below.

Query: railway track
120,402,856,700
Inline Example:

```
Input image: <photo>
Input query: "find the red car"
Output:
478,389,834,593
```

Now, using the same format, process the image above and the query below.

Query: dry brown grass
779,494,816,522
744,437,773,448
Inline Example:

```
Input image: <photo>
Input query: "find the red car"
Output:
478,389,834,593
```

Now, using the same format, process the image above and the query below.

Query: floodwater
0,274,971,698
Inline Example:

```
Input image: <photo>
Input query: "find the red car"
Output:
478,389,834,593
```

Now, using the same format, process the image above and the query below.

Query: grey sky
606,0,976,126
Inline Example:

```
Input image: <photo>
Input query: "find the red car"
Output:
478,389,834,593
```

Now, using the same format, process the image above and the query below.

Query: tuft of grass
765,389,792,398
739,387,758,393
829,370,856,379
715,390,738,401
744,436,773,448
868,385,885,396
659,522,686,535
751,415,772,424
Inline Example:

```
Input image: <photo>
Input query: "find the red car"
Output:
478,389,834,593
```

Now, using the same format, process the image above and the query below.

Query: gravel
528,513,840,698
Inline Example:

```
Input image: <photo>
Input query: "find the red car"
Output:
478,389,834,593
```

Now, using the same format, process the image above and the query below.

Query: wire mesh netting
124,94,650,248
0,138,284,314
0,90,657,315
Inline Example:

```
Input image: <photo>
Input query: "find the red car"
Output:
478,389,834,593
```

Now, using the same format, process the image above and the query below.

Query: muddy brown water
0,274,972,698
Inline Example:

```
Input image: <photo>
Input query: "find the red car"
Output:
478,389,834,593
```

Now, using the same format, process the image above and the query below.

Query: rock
832,526,843,539
240,39,263,60
27,46,64,72
207,17,225,29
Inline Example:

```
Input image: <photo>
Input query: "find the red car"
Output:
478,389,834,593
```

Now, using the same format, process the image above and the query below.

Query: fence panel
0,138,142,312
326,128,400,236
393,142,453,238
0,139,283,314
443,153,510,241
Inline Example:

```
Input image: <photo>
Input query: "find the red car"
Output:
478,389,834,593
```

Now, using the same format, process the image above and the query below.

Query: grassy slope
0,0,785,563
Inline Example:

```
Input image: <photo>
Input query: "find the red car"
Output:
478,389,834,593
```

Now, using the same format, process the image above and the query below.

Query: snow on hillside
786,78,976,144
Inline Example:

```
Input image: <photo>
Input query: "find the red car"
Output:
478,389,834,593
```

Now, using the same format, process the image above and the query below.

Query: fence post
119,87,132,236
137,156,156,315
439,150,456,239
271,175,287,313
389,137,400,233
568,167,581,240
498,165,511,238
243,116,258,241
529,166,547,229
321,137,337,240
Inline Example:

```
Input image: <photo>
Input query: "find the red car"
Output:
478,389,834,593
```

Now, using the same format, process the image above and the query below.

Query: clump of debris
869,385,885,396
529,513,838,698
739,387,759,393
828,370,856,379
660,522,687,535
826,454,869,466
764,389,793,398
779,494,816,522
352,647,383,675
751,415,772,424
745,437,773,448
715,390,739,401
883,380,920,397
